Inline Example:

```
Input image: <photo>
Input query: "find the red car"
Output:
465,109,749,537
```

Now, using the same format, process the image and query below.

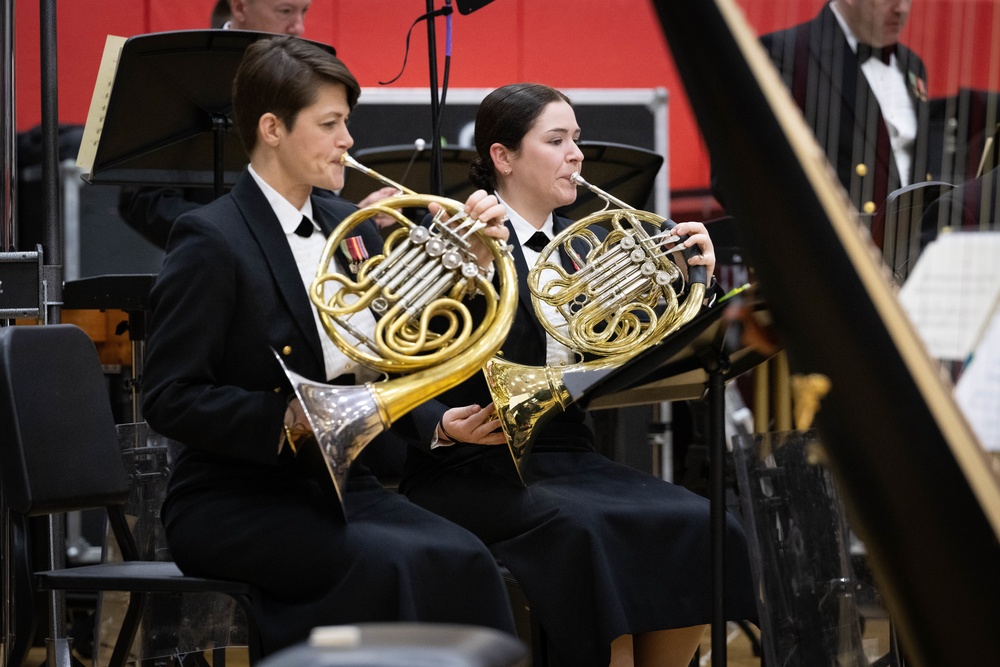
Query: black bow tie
294,215,314,238
524,231,550,253
857,42,896,65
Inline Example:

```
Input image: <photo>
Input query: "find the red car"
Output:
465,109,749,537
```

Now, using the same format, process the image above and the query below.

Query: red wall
13,0,1000,194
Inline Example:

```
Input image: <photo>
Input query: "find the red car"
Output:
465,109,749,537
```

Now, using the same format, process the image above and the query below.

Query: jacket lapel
512,215,596,362
231,172,327,371
508,220,539,325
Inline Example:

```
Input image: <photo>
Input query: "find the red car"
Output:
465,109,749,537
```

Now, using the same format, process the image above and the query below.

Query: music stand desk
63,274,157,422
337,145,479,204
581,301,771,409
79,30,335,194
337,140,663,220
573,300,773,663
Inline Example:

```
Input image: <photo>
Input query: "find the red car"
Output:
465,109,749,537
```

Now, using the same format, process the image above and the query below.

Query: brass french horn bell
486,171,708,483
277,152,517,518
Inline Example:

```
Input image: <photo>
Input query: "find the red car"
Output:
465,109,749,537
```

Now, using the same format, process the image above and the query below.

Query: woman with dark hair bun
402,82,758,667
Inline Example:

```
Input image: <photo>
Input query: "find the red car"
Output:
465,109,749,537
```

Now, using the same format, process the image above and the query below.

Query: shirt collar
496,192,555,247
248,164,317,236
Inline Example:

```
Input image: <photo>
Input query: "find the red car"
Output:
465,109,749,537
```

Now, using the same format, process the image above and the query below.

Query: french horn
277,153,517,518
486,171,708,482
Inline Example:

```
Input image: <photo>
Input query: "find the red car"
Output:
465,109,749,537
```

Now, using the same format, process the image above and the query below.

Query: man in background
226,0,310,36
757,0,933,244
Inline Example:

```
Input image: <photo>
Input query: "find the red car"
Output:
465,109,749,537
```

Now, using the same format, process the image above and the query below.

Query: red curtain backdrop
13,0,1000,194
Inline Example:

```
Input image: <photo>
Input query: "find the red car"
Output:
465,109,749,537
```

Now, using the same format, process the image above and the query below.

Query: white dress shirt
248,165,379,382
498,195,576,368
831,2,918,186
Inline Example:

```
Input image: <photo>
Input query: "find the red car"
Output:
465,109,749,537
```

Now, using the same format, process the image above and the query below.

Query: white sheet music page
897,231,1000,361
955,305,1000,451
76,35,127,174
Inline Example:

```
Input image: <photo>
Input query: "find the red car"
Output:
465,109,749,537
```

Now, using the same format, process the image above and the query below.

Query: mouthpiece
340,152,369,175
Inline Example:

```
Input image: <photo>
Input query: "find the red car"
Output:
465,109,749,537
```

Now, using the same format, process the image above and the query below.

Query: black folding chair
0,324,261,667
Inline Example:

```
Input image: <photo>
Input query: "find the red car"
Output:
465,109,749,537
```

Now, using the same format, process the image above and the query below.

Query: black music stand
456,0,498,14
338,140,663,217
338,144,479,203
574,299,773,667
557,142,664,220
872,181,955,282
75,30,337,414
63,274,157,423
80,29,335,197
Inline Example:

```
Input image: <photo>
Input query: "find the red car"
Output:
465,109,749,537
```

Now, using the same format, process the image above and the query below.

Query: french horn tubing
485,171,708,482
276,152,517,518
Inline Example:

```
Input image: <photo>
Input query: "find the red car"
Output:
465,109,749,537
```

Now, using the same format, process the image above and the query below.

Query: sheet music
955,304,1000,451
76,35,126,173
897,232,1000,360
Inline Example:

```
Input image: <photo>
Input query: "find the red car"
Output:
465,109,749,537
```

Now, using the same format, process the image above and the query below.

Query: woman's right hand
440,403,506,445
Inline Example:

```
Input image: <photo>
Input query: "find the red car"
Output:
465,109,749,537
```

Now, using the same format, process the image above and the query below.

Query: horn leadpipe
570,171,633,210
341,152,415,195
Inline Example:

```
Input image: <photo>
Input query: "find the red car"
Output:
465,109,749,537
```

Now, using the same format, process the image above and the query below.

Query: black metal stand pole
212,114,227,199
707,364,727,666
40,0,60,326
40,1,71,667
424,0,443,195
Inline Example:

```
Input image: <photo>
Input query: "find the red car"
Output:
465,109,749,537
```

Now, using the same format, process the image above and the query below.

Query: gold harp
651,0,1000,663
276,153,517,518
486,171,708,481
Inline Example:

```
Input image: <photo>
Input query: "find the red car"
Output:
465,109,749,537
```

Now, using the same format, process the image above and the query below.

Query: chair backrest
0,324,130,516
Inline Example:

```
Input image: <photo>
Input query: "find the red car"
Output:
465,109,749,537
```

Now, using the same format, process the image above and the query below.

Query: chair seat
35,560,253,596
258,623,526,667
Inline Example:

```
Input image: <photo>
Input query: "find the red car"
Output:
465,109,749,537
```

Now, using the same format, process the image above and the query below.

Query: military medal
908,72,928,102
340,236,369,274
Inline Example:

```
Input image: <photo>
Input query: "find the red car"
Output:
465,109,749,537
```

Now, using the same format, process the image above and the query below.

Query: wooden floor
697,617,893,666
26,617,895,666
699,622,762,666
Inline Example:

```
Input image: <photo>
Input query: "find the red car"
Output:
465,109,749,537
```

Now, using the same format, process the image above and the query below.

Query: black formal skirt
405,447,758,667
161,465,516,654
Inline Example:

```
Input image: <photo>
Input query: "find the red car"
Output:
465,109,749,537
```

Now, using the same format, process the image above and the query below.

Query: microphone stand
424,0,450,196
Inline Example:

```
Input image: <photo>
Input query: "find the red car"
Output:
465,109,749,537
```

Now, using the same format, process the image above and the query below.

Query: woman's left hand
440,403,506,446
672,220,716,284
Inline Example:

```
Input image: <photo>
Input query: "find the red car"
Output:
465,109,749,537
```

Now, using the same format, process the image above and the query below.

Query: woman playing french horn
142,36,516,655
401,83,757,667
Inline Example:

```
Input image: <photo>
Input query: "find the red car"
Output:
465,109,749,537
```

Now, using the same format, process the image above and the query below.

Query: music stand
73,29,335,421
339,141,663,217
573,299,773,666
872,181,955,282
63,274,157,423
79,30,335,196
558,142,664,220
337,144,479,203
455,0,498,14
